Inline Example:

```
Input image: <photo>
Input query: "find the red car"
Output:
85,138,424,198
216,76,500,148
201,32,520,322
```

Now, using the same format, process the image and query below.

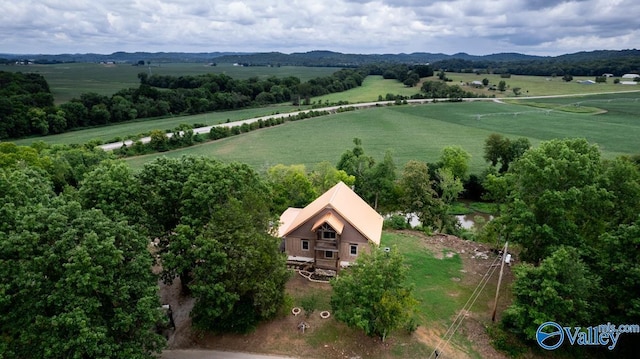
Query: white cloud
0,0,637,55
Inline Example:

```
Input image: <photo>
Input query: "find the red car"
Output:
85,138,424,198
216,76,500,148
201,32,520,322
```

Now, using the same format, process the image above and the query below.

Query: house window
350,244,358,256
301,240,309,251
320,223,336,240
325,251,334,259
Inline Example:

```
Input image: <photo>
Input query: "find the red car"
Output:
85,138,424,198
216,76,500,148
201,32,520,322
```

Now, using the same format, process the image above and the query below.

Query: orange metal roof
278,181,383,245
311,212,345,235
277,207,302,237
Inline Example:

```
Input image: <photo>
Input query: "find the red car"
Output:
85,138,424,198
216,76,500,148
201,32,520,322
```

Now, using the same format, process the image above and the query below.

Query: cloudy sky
1,0,638,56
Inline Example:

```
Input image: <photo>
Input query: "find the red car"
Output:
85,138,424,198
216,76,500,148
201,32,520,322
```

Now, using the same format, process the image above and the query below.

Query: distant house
578,80,596,84
622,73,640,79
278,182,383,273
621,81,638,85
470,80,484,88
602,73,614,78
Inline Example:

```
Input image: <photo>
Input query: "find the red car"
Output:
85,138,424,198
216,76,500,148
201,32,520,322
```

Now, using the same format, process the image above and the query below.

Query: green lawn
381,231,500,321
125,94,639,173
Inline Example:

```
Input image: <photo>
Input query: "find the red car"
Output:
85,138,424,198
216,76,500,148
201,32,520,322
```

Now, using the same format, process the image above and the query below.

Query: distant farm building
622,74,639,79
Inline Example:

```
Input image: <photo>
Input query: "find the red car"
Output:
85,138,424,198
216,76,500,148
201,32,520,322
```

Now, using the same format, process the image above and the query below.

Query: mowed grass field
125,92,640,174
1,63,338,104
444,72,637,97
314,75,426,104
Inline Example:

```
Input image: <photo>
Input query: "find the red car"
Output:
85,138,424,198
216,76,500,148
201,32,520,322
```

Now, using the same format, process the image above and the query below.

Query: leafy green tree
0,142,51,170
489,138,609,263
149,129,169,152
0,183,164,358
398,160,448,231
189,199,289,333
46,110,67,134
28,107,48,135
309,160,355,194
498,80,507,92
599,156,640,225
110,95,138,123
502,246,598,341
59,101,89,128
592,220,640,324
363,150,397,211
562,74,574,82
483,134,530,173
266,164,317,213
330,247,417,342
440,145,471,181
178,160,273,230
0,166,54,232
137,156,202,237
78,160,143,224
436,167,463,205
337,138,375,200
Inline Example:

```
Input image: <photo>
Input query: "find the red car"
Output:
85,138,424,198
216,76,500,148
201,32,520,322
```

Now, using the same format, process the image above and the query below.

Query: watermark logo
536,321,640,350
536,321,564,350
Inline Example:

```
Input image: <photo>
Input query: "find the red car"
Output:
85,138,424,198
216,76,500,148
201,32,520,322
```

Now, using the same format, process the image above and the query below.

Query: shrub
300,293,319,318
384,214,410,230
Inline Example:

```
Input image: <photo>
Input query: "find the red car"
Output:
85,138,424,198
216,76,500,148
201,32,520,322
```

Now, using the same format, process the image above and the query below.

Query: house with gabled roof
278,181,383,273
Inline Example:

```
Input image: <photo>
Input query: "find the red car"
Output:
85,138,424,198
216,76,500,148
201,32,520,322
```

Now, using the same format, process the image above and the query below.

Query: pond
406,212,494,230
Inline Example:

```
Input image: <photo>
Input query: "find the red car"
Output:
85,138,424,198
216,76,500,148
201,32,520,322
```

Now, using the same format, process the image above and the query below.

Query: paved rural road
161,349,295,359
98,90,640,152
97,99,438,151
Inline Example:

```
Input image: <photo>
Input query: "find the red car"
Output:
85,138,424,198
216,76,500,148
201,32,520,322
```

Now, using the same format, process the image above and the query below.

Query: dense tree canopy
337,138,397,210
0,166,165,358
485,138,640,353
138,156,289,332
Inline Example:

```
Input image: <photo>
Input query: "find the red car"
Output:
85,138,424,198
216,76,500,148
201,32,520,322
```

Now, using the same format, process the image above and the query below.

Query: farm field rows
125,92,640,173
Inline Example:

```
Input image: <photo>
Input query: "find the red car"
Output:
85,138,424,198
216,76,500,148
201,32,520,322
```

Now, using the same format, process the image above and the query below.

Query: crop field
1,63,338,103
125,92,640,173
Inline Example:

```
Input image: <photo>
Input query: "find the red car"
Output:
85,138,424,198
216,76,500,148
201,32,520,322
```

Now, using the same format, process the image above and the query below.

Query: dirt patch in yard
159,231,515,358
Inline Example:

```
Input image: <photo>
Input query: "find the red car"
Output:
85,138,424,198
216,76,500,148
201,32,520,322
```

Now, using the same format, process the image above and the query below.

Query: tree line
0,63,444,141
433,56,640,77
0,68,366,139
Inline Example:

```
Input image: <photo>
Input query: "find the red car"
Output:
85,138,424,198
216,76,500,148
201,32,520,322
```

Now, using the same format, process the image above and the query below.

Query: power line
429,251,502,358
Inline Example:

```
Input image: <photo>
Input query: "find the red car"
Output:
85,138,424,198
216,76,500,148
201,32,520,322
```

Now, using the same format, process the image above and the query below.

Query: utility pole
492,241,508,322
